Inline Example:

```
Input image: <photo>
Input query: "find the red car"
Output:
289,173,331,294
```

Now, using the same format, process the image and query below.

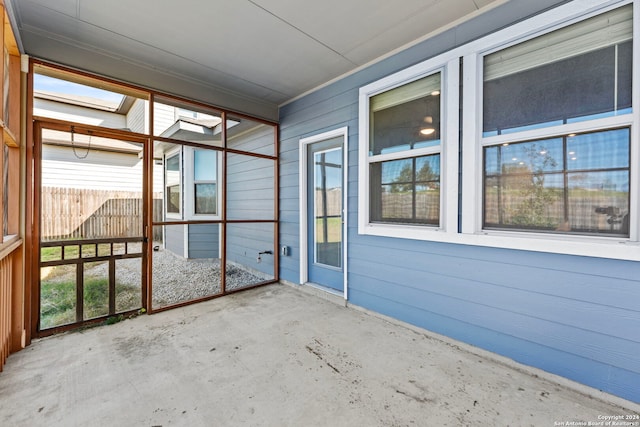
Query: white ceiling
8,0,503,118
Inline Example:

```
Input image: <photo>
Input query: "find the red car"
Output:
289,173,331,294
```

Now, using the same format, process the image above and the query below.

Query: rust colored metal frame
29,119,41,338
39,237,144,330
28,59,281,329
33,119,148,336
145,94,154,313
146,113,280,314
24,60,34,346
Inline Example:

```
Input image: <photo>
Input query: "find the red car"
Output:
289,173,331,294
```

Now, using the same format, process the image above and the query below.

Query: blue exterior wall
188,224,219,259
227,223,275,278
226,123,276,277
164,224,184,257
278,0,640,403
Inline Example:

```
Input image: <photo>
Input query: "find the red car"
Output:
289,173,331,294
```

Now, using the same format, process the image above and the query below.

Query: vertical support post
144,94,154,312
108,258,115,315
273,124,280,282
220,111,227,294
75,261,83,323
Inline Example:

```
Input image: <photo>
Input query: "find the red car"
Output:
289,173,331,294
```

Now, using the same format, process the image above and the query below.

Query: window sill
457,231,640,261
359,222,448,241
185,215,221,221
358,224,640,261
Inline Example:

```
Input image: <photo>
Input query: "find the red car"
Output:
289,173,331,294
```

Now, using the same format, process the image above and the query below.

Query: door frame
299,127,348,300
32,119,150,336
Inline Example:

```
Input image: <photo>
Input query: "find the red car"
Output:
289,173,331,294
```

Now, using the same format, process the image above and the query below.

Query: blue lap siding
278,0,640,403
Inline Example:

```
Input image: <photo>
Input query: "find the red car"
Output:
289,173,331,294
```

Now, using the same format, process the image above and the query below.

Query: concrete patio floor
1,284,638,427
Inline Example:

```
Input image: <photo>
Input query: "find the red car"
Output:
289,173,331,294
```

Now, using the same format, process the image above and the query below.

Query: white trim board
299,126,349,301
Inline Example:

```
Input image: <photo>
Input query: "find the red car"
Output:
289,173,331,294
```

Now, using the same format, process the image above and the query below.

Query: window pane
370,154,440,225
568,171,629,235
370,73,441,156
166,154,179,173
166,185,180,213
195,183,217,215
194,150,217,181
484,173,565,230
314,148,342,268
566,129,629,171
416,155,441,181
483,129,630,236
165,153,180,214
483,5,633,135
484,139,563,176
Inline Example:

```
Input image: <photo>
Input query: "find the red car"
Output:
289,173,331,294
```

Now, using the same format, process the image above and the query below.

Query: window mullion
461,53,481,234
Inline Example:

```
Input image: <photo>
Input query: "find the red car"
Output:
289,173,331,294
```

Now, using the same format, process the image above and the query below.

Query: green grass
40,243,127,262
40,277,140,330
40,244,141,329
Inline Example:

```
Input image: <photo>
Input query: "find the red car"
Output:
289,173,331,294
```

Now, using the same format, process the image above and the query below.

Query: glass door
307,138,343,292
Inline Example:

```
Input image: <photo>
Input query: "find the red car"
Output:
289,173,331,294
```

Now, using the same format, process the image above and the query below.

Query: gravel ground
149,247,272,307
42,245,272,309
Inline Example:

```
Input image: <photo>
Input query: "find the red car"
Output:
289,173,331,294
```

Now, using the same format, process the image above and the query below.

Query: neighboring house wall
40,145,146,240
279,0,640,403
126,98,147,134
188,224,220,259
34,98,126,129
41,145,143,191
153,102,177,136
164,224,185,257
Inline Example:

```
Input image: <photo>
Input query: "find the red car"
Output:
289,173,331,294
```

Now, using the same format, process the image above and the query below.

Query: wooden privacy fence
315,188,342,216
41,187,162,240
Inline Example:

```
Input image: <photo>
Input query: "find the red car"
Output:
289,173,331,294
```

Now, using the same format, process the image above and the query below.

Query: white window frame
461,0,640,261
184,147,222,220
358,57,460,241
164,147,182,220
356,0,640,261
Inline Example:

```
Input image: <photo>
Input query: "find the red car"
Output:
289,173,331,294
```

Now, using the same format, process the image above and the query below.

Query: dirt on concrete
0,284,638,426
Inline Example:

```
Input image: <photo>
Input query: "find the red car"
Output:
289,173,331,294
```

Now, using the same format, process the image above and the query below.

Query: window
460,0,639,260
370,155,440,225
482,5,632,137
359,59,460,239
165,151,181,217
193,149,217,215
359,0,638,260
479,4,632,239
369,73,441,226
163,147,220,220
483,129,630,236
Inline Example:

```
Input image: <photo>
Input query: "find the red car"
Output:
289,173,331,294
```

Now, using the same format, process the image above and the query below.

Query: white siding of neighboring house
42,145,165,194
153,102,176,136
34,98,127,129
126,99,148,134
42,145,144,192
